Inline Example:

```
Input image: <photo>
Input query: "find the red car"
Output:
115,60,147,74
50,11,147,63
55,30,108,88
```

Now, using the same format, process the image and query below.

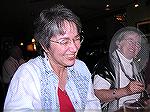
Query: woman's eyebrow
58,34,80,39
75,33,80,37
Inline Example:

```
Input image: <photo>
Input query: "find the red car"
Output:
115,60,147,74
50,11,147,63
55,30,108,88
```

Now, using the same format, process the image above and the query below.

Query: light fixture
105,4,110,10
32,38,35,42
105,0,111,10
20,42,24,46
134,0,139,7
134,4,139,7
115,14,125,21
114,13,127,24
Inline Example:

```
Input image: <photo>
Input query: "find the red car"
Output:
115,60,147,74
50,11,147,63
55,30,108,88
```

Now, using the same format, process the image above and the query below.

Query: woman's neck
49,60,66,76
49,58,68,91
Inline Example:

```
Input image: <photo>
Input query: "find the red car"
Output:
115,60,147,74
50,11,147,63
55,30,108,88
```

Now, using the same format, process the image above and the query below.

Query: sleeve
84,74,102,112
4,64,41,111
93,75,111,90
19,58,26,65
2,60,17,83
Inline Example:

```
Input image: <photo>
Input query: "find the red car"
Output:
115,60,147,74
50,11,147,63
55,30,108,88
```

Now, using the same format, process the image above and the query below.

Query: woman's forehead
123,32,141,40
61,21,77,33
52,21,78,39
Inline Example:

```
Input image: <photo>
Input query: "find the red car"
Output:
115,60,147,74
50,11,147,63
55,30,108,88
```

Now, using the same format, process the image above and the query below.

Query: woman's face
46,21,81,67
117,32,141,60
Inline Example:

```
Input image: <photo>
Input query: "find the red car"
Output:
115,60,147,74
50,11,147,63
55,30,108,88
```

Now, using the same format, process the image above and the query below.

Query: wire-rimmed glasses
50,34,84,47
124,39,141,49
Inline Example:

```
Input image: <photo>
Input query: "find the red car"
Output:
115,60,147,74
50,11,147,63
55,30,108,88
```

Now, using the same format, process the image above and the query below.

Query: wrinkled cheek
77,44,81,50
76,43,80,48
137,46,141,51
136,48,141,55
74,45,80,54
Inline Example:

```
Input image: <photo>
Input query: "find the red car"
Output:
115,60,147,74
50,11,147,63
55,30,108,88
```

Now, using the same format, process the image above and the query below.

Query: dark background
0,0,150,71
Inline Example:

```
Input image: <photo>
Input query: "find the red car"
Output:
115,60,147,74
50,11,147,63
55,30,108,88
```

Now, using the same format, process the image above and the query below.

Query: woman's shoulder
23,56,43,67
15,56,43,75
74,59,88,69
12,56,43,81
72,59,91,75
75,59,86,64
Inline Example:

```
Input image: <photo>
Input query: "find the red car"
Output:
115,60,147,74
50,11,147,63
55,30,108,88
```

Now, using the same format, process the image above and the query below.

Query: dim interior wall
127,2,150,26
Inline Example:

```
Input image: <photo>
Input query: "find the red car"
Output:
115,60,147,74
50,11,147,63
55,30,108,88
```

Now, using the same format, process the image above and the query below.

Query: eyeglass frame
49,34,84,46
124,38,141,48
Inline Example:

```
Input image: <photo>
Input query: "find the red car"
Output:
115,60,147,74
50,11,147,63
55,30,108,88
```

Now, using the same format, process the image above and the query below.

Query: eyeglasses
124,39,141,48
50,34,84,47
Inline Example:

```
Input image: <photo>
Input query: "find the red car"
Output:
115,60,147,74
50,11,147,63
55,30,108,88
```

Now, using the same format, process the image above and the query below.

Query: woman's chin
66,60,75,67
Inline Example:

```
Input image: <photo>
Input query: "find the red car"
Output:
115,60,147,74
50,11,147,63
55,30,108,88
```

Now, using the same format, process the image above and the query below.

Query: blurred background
0,0,150,111
0,0,150,71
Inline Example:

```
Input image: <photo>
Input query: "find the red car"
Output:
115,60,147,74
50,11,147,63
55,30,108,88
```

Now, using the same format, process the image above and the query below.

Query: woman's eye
59,39,69,44
75,36,80,41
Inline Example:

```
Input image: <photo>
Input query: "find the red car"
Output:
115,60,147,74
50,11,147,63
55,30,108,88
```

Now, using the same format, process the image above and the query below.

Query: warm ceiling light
32,38,35,42
106,4,109,7
105,4,110,10
134,0,139,7
115,14,126,22
134,4,139,7
20,42,23,46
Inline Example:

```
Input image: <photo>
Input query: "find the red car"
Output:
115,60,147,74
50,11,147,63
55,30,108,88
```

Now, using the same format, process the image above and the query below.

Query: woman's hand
144,98,150,106
125,81,145,95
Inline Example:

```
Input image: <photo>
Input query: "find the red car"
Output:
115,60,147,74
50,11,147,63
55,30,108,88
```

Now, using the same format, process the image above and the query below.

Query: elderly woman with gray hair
92,26,150,112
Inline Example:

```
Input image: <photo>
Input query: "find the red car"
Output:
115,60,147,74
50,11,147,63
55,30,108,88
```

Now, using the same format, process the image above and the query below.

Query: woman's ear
116,40,123,50
116,40,120,47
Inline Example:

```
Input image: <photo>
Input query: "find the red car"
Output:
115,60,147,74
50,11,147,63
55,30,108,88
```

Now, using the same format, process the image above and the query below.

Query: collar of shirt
116,50,133,64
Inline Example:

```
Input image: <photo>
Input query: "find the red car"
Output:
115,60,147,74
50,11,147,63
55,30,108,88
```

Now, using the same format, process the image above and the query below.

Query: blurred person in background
0,75,5,111
2,46,25,94
92,26,150,112
144,58,150,94
4,4,101,112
